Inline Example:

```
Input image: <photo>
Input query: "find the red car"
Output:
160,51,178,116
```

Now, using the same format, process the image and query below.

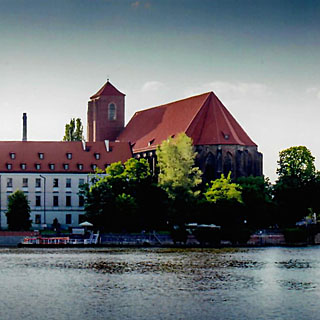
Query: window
36,196,41,207
79,195,84,207
22,178,28,188
79,178,85,186
91,164,97,170
35,214,41,224
7,178,12,188
53,178,59,188
38,153,44,160
7,163,12,170
66,178,71,188
35,178,41,188
35,163,41,170
78,164,83,170
66,195,71,207
10,152,16,159
94,153,100,160
66,153,72,160
63,164,69,170
21,163,26,170
65,214,72,224
49,164,55,170
78,214,85,224
53,196,59,207
108,103,116,120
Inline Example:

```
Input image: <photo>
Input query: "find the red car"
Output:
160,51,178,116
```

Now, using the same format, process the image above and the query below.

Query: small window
21,163,27,170
49,164,55,170
38,153,44,160
35,178,41,188
35,163,41,170
7,163,12,170
66,214,72,224
10,153,16,160
108,103,116,120
148,139,155,146
91,164,97,170
53,196,59,207
66,195,71,207
79,195,84,207
66,153,72,160
35,214,41,224
94,153,100,160
66,178,71,188
53,178,59,188
78,164,83,170
7,178,13,188
36,196,41,207
63,164,69,170
79,178,85,186
22,178,28,188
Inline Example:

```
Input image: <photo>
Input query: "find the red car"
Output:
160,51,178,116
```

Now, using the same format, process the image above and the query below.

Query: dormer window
148,139,155,146
10,153,16,160
35,164,41,170
7,163,12,170
66,153,72,160
21,163,26,170
94,153,100,160
108,103,116,120
91,164,97,170
38,153,44,160
49,164,55,170
77,164,83,170
63,164,69,170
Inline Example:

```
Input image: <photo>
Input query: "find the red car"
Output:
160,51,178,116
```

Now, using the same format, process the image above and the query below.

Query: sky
0,0,320,182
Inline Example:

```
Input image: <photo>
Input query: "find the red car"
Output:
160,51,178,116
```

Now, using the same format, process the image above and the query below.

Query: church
88,80,263,183
0,80,262,230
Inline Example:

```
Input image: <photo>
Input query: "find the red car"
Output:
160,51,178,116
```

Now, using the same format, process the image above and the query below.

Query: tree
6,190,31,230
274,146,318,226
156,133,202,198
277,146,316,183
63,118,84,141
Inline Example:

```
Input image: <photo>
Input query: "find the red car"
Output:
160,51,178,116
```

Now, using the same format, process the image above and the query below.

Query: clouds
141,80,165,93
306,87,320,99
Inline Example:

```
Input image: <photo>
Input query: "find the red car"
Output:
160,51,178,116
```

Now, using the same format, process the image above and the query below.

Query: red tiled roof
90,81,125,99
117,92,256,153
0,141,132,173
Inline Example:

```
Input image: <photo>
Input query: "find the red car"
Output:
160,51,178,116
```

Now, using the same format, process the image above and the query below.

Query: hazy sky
0,0,320,181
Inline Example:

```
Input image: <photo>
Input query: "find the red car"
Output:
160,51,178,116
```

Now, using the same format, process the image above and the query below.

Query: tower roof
90,80,125,99
117,91,257,153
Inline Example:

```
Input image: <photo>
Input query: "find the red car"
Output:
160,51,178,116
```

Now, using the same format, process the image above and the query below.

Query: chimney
22,113,27,141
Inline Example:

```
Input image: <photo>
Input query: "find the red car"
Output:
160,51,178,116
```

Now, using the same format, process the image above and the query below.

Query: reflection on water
1,247,320,319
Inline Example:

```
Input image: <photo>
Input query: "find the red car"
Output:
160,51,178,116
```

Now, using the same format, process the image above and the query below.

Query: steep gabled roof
90,80,125,99
0,141,132,173
118,92,256,153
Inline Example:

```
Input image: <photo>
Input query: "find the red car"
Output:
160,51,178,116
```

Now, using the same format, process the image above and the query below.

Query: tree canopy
6,190,31,230
156,133,202,199
63,118,84,141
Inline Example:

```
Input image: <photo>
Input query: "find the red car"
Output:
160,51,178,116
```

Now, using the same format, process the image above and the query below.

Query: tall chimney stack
22,113,27,141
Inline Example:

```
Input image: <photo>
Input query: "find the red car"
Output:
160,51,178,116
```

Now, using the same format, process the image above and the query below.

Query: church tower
87,80,125,142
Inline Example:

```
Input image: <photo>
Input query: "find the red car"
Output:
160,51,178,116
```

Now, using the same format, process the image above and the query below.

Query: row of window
6,178,85,188
33,195,85,207
34,213,82,225
5,163,99,171
9,152,102,161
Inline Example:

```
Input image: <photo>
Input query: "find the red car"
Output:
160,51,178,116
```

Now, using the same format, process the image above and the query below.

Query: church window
108,103,117,121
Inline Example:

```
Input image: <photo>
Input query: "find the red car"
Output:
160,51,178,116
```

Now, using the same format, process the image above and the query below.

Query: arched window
108,103,117,120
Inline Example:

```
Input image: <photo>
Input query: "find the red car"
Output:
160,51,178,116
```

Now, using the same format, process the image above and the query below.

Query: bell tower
87,80,125,142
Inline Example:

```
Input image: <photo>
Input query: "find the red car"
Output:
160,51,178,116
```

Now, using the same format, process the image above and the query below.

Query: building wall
0,172,89,230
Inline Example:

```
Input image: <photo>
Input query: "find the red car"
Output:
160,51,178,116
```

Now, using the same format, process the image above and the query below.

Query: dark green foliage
6,190,31,231
283,228,308,244
63,118,84,141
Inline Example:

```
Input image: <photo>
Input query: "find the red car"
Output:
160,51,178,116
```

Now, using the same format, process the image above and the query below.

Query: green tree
277,146,316,183
6,190,31,230
204,173,242,203
63,118,84,141
157,133,202,198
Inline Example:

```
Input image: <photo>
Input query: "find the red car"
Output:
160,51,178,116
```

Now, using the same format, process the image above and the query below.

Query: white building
0,140,131,230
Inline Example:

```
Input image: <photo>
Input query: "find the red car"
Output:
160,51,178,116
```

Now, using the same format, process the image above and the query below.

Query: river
0,246,320,320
